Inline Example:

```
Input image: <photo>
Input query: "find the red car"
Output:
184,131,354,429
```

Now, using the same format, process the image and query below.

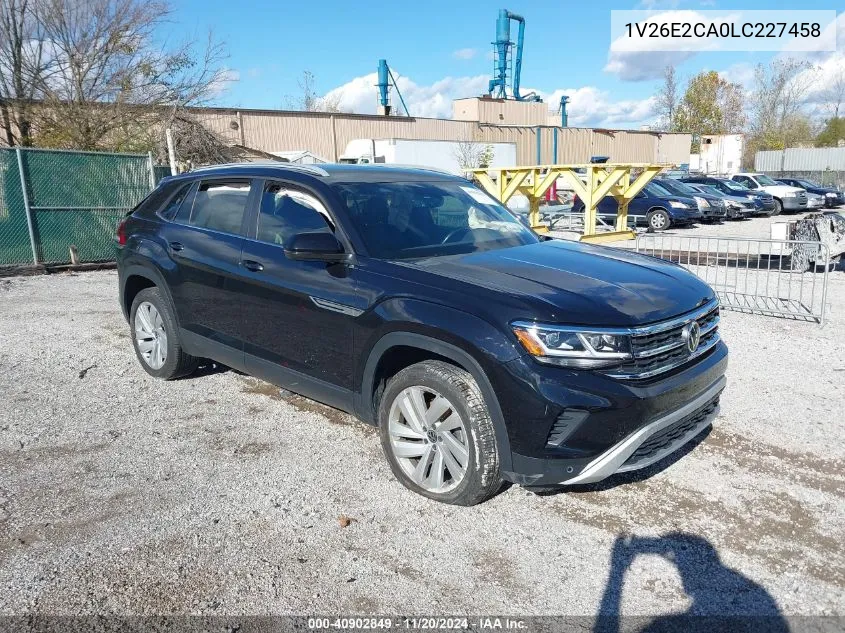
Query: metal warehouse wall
756,148,845,172
193,108,691,166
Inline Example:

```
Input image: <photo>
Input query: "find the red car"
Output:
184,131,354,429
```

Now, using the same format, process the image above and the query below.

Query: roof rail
370,163,460,177
186,162,330,178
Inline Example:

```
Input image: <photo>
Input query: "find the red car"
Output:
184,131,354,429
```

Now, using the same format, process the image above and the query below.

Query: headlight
726,201,740,209
669,200,690,209
693,196,710,208
784,191,797,198
826,192,836,197
511,322,632,368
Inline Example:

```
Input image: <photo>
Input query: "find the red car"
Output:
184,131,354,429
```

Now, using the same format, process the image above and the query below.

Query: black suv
117,164,727,505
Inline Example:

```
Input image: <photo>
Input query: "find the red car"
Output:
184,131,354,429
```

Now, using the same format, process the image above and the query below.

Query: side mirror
284,232,348,262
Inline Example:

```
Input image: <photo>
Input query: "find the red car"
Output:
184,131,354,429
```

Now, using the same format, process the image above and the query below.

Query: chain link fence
0,147,155,268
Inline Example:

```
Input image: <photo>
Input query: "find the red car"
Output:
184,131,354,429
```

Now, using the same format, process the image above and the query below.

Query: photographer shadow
595,532,790,633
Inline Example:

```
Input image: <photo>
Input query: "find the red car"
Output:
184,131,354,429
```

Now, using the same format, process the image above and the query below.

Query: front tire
130,287,199,380
771,199,782,216
647,209,670,231
378,361,502,506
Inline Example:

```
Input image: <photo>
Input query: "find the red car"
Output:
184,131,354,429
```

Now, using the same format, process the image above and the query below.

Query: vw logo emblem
682,321,701,353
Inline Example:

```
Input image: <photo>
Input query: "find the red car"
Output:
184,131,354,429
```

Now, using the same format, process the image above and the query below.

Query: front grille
603,302,721,381
623,396,719,469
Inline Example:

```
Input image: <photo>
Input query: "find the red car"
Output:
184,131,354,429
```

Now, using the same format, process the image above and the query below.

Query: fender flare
120,264,178,324
360,331,513,473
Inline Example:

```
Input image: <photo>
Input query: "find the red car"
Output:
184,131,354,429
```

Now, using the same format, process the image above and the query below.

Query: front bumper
496,340,728,486
701,206,727,220
561,377,723,485
726,205,755,219
824,194,844,208
782,197,808,211
754,199,775,214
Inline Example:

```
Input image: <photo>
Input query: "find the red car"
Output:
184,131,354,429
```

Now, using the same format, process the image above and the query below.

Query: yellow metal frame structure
472,163,666,243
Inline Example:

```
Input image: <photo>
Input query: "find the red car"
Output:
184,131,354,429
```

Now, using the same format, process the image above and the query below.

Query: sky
168,0,844,129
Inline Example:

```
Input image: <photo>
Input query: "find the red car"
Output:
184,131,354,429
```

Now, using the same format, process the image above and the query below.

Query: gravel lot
1,270,844,621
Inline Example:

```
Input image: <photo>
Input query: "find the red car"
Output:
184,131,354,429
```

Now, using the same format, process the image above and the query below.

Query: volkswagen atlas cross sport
116,164,727,506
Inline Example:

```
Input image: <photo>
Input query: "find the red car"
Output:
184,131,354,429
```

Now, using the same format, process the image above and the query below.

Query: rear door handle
168,241,184,252
241,259,264,272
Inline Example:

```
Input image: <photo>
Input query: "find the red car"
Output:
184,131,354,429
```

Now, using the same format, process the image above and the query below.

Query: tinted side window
133,182,179,219
257,182,333,246
187,180,251,235
160,182,193,221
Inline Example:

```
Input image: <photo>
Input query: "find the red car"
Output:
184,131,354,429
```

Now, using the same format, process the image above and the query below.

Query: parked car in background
684,183,756,220
775,178,845,208
679,176,776,216
807,192,825,210
115,163,728,505
654,177,726,223
731,173,807,215
573,181,703,231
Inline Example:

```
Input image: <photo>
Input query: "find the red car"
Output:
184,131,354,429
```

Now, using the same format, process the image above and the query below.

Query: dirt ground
0,270,843,626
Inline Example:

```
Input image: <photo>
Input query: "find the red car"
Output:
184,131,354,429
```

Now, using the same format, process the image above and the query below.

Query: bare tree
822,66,845,119
454,140,493,171
31,0,230,150
655,65,679,131
716,80,746,134
0,0,50,145
285,70,341,112
743,58,815,166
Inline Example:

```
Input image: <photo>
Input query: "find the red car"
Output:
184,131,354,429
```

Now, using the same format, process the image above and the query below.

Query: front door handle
242,259,264,272
168,241,184,252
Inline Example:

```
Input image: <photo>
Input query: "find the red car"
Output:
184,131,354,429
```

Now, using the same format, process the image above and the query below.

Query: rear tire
378,361,502,506
647,209,670,231
130,287,199,380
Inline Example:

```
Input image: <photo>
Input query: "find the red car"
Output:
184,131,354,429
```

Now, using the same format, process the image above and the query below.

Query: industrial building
194,101,692,167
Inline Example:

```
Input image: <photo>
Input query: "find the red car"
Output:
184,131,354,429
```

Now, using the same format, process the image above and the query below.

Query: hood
661,195,697,206
760,184,804,196
412,241,715,327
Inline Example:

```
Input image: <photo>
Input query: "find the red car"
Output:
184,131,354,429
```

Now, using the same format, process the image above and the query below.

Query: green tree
815,117,845,147
672,71,745,152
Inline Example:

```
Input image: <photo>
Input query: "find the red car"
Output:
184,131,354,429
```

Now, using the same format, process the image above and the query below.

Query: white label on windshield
461,186,494,205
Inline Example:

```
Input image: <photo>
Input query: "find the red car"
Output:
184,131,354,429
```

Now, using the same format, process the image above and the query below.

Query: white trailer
338,138,517,176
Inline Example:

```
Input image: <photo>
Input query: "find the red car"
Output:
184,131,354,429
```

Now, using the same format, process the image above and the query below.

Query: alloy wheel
134,301,168,370
387,386,470,494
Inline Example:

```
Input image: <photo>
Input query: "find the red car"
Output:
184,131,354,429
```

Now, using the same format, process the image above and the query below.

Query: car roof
159,162,465,186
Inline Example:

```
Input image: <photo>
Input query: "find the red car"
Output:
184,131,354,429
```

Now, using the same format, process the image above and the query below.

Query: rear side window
133,182,179,218
256,182,333,246
159,182,193,220
185,180,251,235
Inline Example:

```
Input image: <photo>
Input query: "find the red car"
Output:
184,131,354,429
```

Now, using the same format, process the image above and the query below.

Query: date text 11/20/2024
307,617,527,630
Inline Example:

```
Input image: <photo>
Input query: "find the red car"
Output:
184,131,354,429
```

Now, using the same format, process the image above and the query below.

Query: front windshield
755,174,778,186
797,180,818,188
645,182,675,197
333,180,538,260
722,180,749,192
699,185,724,197
657,179,698,196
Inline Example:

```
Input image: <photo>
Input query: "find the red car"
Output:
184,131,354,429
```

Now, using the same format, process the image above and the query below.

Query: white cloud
452,48,477,60
324,71,489,118
604,10,736,81
209,68,240,96
324,71,658,129
542,87,658,128
718,62,755,89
